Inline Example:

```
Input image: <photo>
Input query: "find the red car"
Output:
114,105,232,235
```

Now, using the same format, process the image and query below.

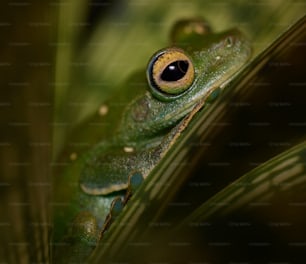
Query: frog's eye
147,48,195,101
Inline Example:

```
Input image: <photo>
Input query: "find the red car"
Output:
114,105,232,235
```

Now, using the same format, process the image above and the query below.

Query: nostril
225,36,235,47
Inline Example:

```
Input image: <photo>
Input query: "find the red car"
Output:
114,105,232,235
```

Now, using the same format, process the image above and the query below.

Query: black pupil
160,60,189,82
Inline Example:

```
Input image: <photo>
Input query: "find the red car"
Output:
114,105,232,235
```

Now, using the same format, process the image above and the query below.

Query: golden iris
147,48,195,100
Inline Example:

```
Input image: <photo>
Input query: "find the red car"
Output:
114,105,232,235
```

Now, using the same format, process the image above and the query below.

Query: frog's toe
128,171,144,194
110,197,125,219
123,171,144,203
101,197,124,235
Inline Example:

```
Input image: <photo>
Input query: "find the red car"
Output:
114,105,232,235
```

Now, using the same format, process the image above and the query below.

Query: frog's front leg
79,141,154,196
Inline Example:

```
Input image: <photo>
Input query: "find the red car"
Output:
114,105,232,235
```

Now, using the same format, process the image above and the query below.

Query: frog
52,18,251,262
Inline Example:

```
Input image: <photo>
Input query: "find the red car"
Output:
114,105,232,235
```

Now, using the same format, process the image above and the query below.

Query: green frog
53,18,251,262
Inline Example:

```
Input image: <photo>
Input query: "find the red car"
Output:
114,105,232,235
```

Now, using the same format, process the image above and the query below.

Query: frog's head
121,19,251,143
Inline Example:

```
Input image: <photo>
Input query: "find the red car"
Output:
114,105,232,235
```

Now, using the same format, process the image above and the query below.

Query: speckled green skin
52,19,251,262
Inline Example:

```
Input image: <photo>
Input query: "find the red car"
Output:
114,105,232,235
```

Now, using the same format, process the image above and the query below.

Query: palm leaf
89,14,306,263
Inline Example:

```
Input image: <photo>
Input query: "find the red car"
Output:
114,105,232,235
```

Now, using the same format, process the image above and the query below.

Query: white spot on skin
216,56,221,60
124,146,134,153
99,104,108,116
70,152,77,161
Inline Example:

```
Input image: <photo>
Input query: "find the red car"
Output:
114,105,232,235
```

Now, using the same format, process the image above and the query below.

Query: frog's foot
100,196,124,236
100,171,144,237
53,211,99,263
